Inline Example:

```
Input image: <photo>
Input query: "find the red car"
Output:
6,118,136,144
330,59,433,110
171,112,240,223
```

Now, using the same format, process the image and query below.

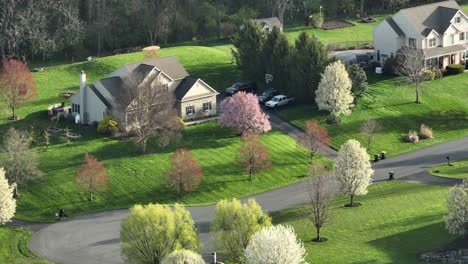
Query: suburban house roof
397,0,462,36
254,17,283,29
89,84,111,108
422,44,466,58
175,77,219,102
386,18,405,37
123,56,189,80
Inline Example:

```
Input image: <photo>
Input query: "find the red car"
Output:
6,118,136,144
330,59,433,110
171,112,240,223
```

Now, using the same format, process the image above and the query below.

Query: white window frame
455,17,461,23
428,38,436,47
449,34,455,45
186,105,195,116
460,32,465,41
203,102,212,112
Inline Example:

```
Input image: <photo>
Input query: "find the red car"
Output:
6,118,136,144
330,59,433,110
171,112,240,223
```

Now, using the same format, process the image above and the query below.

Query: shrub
406,130,419,143
433,68,443,79
446,64,465,75
97,115,118,136
419,124,433,139
422,70,435,81
382,58,397,76
310,13,324,28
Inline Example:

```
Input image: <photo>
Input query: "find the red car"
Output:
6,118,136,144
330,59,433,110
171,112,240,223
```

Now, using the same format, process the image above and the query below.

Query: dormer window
455,17,461,23
428,38,436,47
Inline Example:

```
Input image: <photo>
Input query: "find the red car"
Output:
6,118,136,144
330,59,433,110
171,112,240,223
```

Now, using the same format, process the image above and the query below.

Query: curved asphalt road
27,114,468,263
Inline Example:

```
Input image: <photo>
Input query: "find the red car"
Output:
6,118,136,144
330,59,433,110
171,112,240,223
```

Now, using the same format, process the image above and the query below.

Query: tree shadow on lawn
368,222,456,263
64,59,122,80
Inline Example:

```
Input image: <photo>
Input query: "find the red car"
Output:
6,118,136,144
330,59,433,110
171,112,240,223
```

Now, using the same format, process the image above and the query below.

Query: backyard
272,181,456,263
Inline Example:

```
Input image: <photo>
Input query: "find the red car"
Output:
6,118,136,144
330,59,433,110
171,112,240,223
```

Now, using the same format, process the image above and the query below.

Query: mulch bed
322,19,354,30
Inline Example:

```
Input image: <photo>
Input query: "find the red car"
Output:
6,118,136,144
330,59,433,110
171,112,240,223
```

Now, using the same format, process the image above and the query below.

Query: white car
265,95,295,108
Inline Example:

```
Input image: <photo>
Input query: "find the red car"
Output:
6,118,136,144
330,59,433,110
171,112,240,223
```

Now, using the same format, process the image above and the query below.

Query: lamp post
320,6,323,17
446,155,451,166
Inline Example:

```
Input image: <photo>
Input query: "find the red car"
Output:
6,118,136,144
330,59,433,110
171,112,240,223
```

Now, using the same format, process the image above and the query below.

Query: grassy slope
279,73,468,157
272,181,455,263
0,227,50,264
429,159,468,179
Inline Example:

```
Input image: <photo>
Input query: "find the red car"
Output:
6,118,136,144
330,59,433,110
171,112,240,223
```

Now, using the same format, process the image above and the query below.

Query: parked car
265,95,295,108
225,82,257,95
257,89,280,104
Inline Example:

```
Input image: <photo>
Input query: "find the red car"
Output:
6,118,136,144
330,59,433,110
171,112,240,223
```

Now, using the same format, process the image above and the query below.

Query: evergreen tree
262,27,291,93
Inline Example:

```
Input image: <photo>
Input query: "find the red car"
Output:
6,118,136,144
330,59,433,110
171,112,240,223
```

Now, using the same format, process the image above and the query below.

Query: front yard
0,226,50,264
429,159,468,180
279,73,468,157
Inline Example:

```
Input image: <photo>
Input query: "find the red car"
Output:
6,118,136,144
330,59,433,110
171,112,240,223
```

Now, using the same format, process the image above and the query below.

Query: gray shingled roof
423,44,466,58
398,0,461,36
254,17,283,29
386,18,405,37
125,56,189,80
175,77,199,101
89,84,111,108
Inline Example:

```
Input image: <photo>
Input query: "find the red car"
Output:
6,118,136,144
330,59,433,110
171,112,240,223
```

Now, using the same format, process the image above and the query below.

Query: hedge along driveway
278,73,468,157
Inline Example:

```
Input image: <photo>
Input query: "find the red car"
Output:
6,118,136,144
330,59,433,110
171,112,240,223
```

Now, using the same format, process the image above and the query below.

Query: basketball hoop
265,74,273,84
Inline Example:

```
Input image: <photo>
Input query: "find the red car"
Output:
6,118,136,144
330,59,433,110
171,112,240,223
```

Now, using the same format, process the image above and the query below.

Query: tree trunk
11,106,15,119
415,85,420,104
0,42,5,61
90,192,93,201
367,136,372,150
249,168,253,182
141,140,147,154
350,195,354,206
316,226,321,241
310,151,314,161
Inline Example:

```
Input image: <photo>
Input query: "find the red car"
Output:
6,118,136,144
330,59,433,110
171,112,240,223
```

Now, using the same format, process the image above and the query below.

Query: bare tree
360,118,383,150
306,164,336,242
397,46,426,104
122,73,182,154
272,0,293,24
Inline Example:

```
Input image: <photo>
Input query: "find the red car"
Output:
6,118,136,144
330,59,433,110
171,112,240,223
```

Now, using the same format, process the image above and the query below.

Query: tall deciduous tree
0,127,42,194
307,173,336,242
123,73,183,154
237,133,272,181
0,60,37,119
167,149,202,197
315,61,354,124
161,250,205,264
220,92,271,135
397,46,426,104
76,153,108,201
445,180,468,235
334,139,373,207
244,225,308,264
298,120,330,161
121,204,199,264
360,118,383,150
212,198,272,263
0,167,16,225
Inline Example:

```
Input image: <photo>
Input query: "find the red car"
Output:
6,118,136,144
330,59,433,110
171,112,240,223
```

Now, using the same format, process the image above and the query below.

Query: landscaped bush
446,64,465,75
406,130,419,143
382,58,397,76
97,115,118,136
310,13,324,28
423,70,435,81
419,124,433,139
433,68,443,79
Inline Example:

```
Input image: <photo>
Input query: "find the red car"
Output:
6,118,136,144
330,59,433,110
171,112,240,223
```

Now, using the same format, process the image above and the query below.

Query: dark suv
257,88,280,104
225,82,257,96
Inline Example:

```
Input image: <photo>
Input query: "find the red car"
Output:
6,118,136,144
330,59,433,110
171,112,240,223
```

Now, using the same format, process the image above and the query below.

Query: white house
70,56,219,131
254,17,283,33
373,0,468,69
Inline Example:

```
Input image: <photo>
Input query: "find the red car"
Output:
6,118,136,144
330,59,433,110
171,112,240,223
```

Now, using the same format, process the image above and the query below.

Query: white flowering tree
334,139,373,207
445,181,468,235
315,61,354,123
161,250,206,264
244,225,308,264
0,167,16,224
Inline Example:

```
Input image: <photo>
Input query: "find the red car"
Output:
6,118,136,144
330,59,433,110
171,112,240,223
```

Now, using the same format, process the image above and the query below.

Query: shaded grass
0,226,50,264
278,73,468,157
429,159,468,180
271,181,456,263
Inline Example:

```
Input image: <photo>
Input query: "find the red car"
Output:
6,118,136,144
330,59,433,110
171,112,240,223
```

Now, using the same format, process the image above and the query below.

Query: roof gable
175,77,218,101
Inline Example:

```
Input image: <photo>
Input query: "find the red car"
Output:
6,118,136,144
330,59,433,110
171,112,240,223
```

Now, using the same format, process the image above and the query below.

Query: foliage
433,68,443,79
211,198,271,263
309,13,324,28
446,64,465,75
422,70,435,81
334,139,373,206
406,130,419,143
0,60,37,119
262,27,291,94
0,127,42,191
298,120,330,160
237,133,272,181
245,225,308,264
307,173,336,242
76,153,109,201
220,92,271,134
97,115,119,136
345,63,368,98
0,168,16,225
290,32,330,102
315,61,354,122
161,250,205,264
120,203,199,264
419,124,433,139
166,149,202,196
382,58,398,76
360,118,383,150
445,181,468,235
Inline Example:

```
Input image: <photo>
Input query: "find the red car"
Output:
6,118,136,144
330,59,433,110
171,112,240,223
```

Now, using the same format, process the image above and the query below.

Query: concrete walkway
21,113,468,264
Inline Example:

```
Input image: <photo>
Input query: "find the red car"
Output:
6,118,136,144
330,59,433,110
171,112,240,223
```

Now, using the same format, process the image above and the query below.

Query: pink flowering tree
220,92,271,134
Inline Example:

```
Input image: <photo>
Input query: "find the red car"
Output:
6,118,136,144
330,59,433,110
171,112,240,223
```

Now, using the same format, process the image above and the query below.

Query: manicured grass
429,159,468,180
0,226,50,264
271,181,456,263
278,73,468,157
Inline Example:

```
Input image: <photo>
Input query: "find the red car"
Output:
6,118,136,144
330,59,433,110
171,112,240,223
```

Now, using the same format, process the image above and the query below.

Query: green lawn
429,159,468,180
279,73,468,157
271,181,456,263
0,226,50,264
